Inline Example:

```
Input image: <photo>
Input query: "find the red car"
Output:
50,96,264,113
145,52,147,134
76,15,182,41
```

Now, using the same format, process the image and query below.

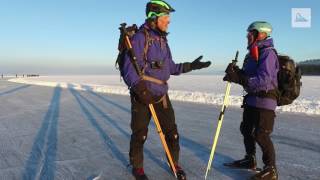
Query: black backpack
115,24,139,72
115,23,153,75
276,55,302,106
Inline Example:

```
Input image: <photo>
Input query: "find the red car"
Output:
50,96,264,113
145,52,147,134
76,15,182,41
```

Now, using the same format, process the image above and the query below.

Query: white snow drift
8,75,320,116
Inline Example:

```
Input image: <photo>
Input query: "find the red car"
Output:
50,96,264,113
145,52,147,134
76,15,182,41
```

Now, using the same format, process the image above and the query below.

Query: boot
132,168,149,180
223,155,257,170
250,166,278,180
175,165,187,180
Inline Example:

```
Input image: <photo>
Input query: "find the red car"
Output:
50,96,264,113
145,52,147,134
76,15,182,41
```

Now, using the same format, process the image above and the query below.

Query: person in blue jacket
121,1,211,179
223,21,279,180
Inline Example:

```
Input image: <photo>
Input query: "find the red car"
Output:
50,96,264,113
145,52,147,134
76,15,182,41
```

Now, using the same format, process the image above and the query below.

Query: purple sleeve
121,33,145,89
247,49,278,92
167,44,184,75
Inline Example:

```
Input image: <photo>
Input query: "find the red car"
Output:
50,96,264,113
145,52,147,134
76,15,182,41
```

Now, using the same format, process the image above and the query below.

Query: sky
0,0,319,75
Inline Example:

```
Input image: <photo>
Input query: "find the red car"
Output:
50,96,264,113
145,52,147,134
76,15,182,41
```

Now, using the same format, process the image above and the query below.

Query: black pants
241,106,276,167
129,94,180,168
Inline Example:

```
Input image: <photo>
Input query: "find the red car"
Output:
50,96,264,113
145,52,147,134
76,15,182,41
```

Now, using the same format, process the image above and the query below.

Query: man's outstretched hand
183,56,212,73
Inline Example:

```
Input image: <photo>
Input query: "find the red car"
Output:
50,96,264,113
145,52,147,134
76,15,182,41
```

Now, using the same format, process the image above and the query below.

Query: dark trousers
241,106,276,167
129,95,180,168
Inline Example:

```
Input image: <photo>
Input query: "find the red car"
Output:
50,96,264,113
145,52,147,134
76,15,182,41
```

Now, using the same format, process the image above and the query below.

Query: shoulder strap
143,28,151,61
141,28,152,74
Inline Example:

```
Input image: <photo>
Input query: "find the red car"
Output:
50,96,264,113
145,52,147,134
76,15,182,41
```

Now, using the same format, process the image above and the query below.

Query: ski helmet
146,0,175,19
247,21,273,37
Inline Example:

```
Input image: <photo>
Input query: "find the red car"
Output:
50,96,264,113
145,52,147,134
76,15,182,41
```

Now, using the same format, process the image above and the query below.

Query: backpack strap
245,89,278,101
141,28,152,74
143,28,151,62
139,27,168,86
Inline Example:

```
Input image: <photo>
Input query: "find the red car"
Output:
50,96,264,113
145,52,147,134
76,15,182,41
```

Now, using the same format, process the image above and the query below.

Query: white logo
292,8,311,28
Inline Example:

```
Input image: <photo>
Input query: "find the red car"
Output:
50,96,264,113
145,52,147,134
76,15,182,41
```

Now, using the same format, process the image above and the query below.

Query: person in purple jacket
223,21,279,180
121,1,211,179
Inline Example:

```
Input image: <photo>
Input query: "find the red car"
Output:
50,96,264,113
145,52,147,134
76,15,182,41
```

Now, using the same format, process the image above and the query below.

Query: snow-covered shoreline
8,75,320,116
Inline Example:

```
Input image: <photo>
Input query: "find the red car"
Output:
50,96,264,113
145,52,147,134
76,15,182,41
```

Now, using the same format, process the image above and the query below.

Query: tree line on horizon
298,59,320,75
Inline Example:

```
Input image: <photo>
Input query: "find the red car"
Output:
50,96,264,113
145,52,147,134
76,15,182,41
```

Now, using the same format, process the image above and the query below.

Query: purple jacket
243,38,279,110
121,23,184,97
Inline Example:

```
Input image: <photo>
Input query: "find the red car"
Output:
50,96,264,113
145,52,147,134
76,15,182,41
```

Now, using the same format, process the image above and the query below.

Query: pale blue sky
0,0,319,74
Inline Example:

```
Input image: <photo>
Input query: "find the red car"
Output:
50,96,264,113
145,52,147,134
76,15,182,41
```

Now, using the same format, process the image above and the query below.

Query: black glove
182,56,212,73
132,80,154,105
223,63,248,86
224,62,240,74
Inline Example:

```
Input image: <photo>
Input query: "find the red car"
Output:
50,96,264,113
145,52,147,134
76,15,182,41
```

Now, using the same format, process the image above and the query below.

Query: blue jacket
121,23,184,97
243,38,279,110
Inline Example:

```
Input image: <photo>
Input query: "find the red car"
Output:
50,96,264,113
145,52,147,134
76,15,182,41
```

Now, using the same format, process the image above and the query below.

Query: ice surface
0,79,319,179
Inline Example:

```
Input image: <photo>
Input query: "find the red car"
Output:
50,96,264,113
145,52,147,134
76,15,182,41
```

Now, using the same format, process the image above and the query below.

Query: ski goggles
147,11,170,19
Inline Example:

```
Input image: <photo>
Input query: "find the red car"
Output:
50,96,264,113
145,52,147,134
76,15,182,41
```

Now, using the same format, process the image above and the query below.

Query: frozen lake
0,79,319,179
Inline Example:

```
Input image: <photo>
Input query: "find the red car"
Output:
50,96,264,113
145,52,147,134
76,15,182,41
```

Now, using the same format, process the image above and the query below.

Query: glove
132,80,154,105
225,62,240,74
223,71,248,86
223,63,248,86
183,56,212,73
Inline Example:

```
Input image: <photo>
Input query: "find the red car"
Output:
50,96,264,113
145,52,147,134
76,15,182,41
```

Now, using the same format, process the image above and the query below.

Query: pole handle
232,50,239,65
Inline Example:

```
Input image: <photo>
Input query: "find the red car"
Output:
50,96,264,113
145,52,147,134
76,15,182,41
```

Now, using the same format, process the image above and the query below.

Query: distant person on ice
223,21,279,180
120,0,211,179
